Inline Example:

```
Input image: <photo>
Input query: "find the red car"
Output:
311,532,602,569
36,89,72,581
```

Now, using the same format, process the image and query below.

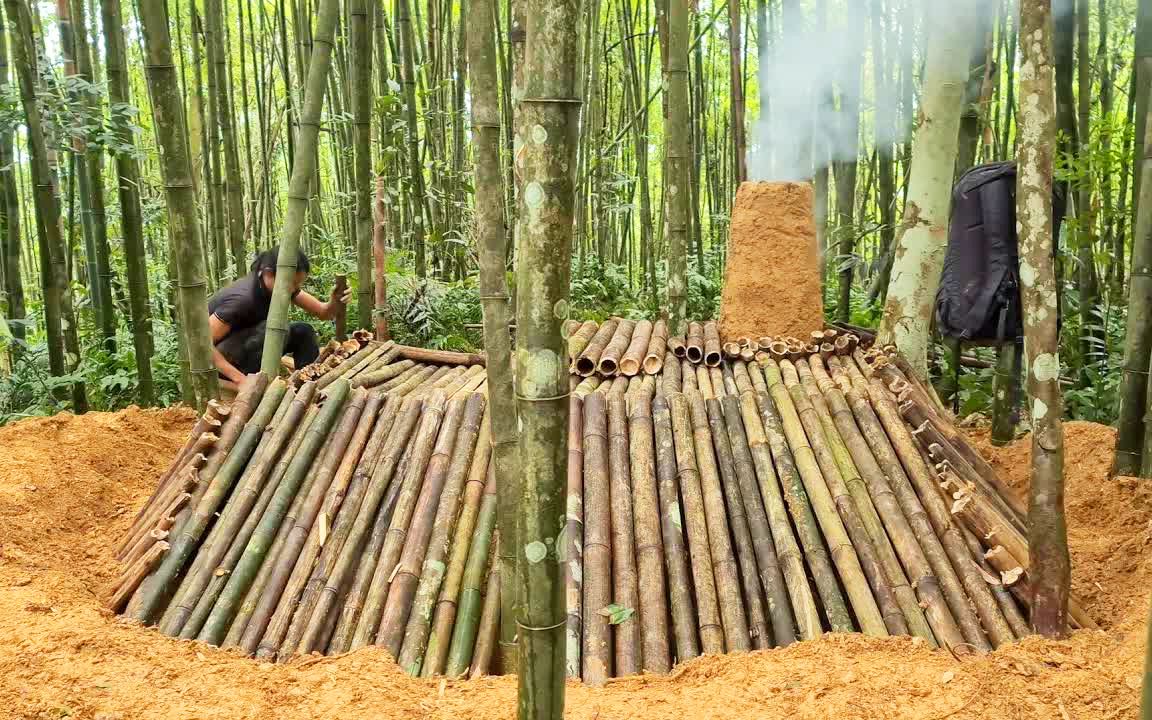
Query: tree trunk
206,0,246,275
1115,0,1152,477
0,0,24,354
6,0,88,411
514,0,580,713
665,0,689,333
101,0,154,404
351,0,374,330
877,12,972,380
138,0,218,408
729,0,746,182
398,0,431,277
1075,0,1100,369
259,0,341,375
1018,0,1070,638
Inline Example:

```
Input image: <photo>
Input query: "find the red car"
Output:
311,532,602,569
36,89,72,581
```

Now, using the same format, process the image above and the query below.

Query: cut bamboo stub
114,329,1062,682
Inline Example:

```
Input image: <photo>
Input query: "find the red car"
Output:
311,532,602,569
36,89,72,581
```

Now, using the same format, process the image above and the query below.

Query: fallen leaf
941,670,954,684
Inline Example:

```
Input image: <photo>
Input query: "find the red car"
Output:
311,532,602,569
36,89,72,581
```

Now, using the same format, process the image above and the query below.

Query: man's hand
330,284,352,306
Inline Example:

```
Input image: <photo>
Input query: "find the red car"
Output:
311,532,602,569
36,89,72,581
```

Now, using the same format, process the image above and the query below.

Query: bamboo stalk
666,391,725,653
859,369,1016,647
444,475,498,678
466,539,501,679
315,342,376,390
642,319,668,374
723,342,741,360
684,387,750,651
107,542,169,613
352,359,416,388
581,392,613,684
421,437,494,676
395,344,486,366
774,360,888,636
564,396,584,679
335,391,451,653
750,359,847,638
730,362,816,642
391,394,488,670
660,351,682,396
618,319,653,376
703,321,722,367
685,321,704,364
567,320,599,363
606,393,643,674
118,462,203,563
345,344,402,381
575,317,619,376
802,358,936,644
704,391,770,649
121,528,169,569
378,363,432,393
597,318,637,376
131,375,276,625
196,383,349,645
651,393,701,661
719,392,797,646
668,330,687,359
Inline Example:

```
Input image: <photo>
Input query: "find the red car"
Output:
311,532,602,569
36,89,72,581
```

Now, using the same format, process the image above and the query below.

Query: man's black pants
216,321,319,375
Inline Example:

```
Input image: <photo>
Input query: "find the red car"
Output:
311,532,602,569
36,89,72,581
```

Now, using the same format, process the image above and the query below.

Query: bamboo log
395,344,486,366
575,318,619,376
378,363,432,393
802,359,936,644
668,330,687,359
340,341,397,382
581,392,613,684
627,392,672,672
131,375,276,625
567,320,599,363
723,342,742,360
466,541,501,679
704,392,770,649
597,318,637,376
443,473,498,678
564,396,585,679
118,462,203,563
122,525,170,569
750,360,847,639
731,373,816,641
811,360,965,652
685,322,704,364
238,390,375,656
660,351,682,396
719,393,797,646
196,383,348,645
606,394,642,675
684,388,750,651
388,394,487,668
775,361,889,636
352,359,416,388
651,393,701,661
703,321,722,367
666,392,725,653
642,319,668,374
618,319,653,376
335,392,451,653
107,542,169,613
859,371,1016,647
316,342,376,390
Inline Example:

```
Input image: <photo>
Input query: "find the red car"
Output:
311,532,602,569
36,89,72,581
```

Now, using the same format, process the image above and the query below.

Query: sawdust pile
718,182,826,341
0,410,1146,720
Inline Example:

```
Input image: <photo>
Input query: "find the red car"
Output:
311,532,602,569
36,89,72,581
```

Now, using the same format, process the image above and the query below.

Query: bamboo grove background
0,0,1143,423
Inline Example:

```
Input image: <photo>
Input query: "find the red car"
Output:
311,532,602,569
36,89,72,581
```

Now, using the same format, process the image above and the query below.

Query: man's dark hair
251,246,311,275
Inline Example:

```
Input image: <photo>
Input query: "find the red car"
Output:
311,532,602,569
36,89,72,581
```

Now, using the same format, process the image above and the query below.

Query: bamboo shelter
114,328,1096,682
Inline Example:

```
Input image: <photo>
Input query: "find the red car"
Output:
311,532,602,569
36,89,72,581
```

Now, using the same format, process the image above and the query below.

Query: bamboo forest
0,0,1151,718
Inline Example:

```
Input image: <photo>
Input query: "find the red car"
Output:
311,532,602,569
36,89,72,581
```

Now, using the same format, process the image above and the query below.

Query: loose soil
0,410,1146,719
718,182,826,342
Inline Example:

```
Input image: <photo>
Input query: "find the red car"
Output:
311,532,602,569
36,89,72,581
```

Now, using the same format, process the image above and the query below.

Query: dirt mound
718,182,825,341
0,410,1146,719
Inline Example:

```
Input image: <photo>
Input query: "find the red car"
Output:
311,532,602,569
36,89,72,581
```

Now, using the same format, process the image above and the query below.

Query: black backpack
935,161,1066,343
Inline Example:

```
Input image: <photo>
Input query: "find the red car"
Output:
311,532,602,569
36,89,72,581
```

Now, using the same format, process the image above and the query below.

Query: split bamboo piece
581,392,613,684
598,318,638,376
752,359,851,636
575,318,619,376
627,392,672,672
564,396,585,679
775,361,889,636
685,322,704,364
642,319,668,374
619,319,653,376
703,321,722,367
568,320,599,363
651,393,701,661
801,358,936,644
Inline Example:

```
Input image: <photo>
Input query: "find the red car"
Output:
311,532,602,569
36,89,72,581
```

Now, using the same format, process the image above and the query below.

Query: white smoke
746,0,994,182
